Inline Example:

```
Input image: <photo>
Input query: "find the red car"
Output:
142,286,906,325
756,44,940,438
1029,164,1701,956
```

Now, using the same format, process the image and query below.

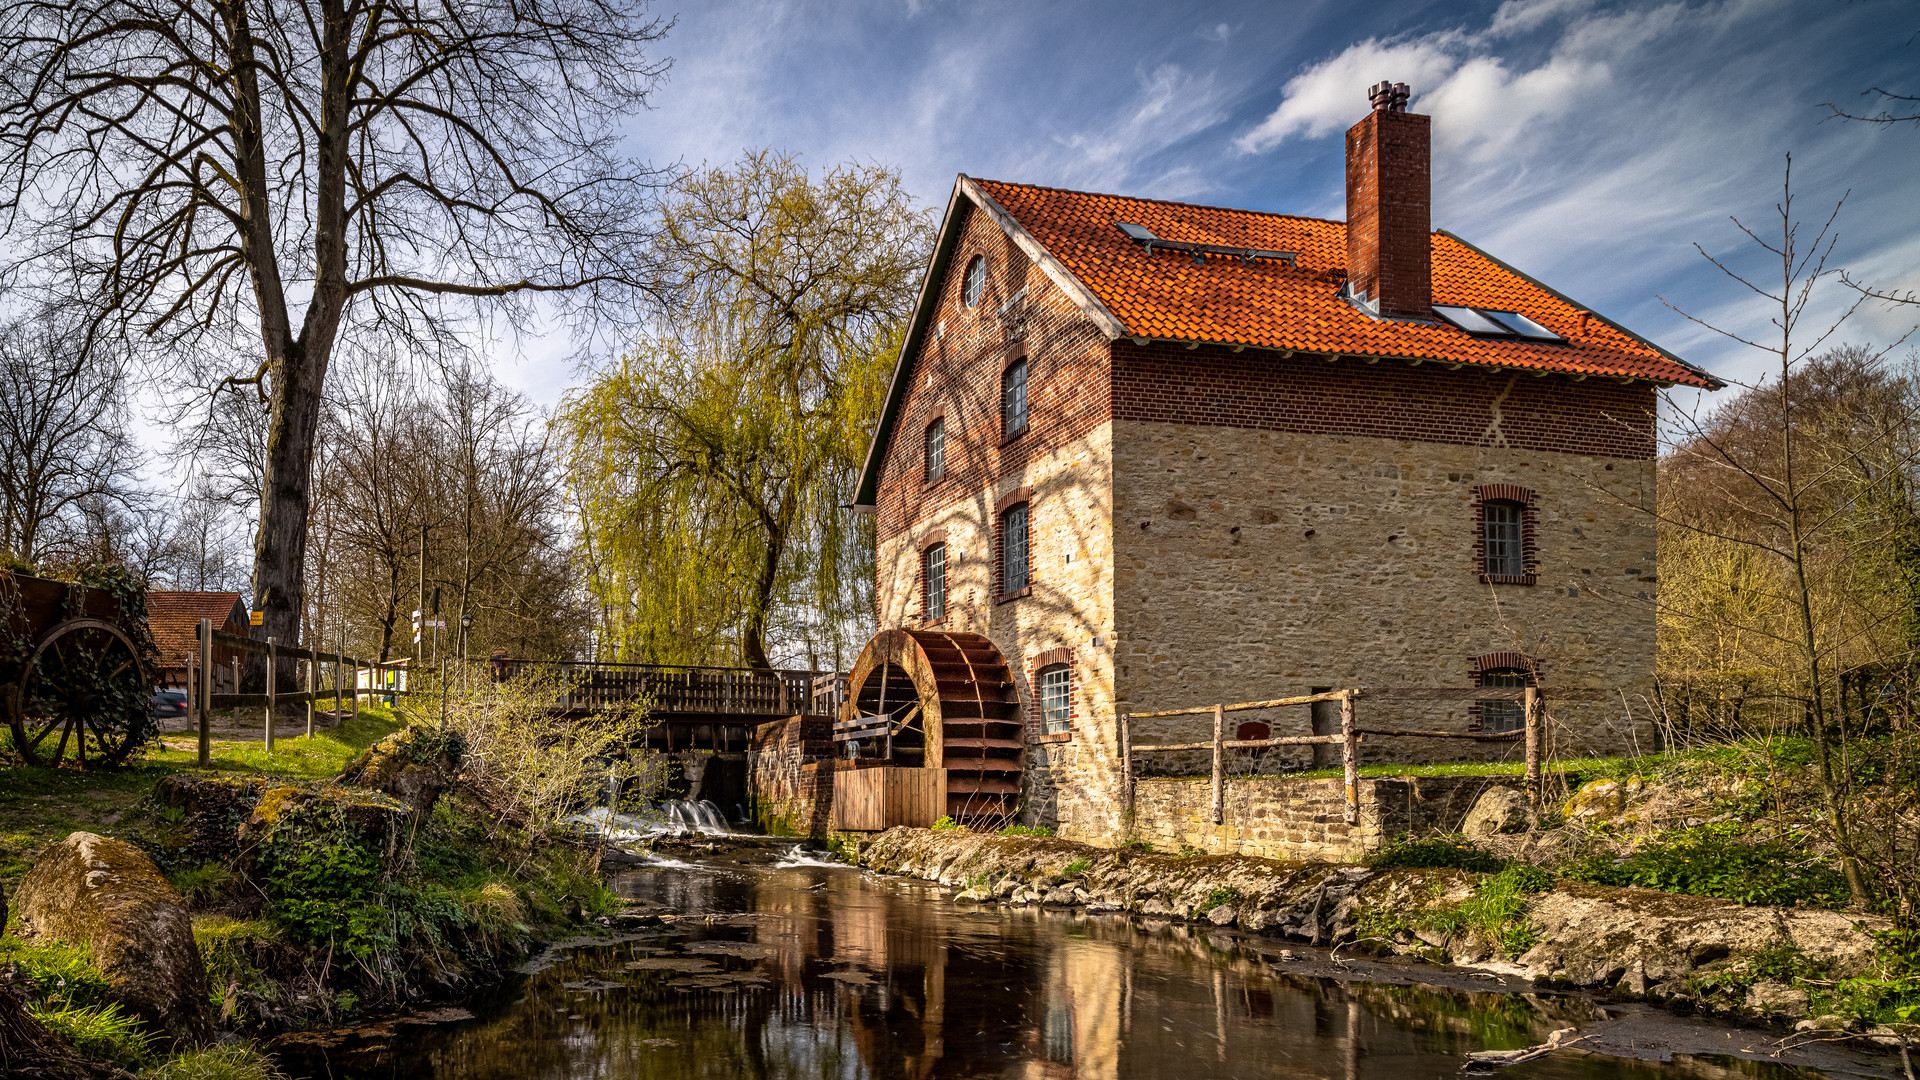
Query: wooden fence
187,624,410,767
829,766,946,831
1121,686,1600,826
490,658,832,718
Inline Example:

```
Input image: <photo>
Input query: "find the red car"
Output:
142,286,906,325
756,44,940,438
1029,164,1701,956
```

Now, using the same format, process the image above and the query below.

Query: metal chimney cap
1368,81,1411,112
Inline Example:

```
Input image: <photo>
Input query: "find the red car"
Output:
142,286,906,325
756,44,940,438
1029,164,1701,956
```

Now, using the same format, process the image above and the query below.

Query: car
150,689,189,719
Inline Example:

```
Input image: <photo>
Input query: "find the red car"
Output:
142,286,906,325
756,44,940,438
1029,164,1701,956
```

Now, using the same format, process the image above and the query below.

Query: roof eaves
959,177,1130,341
850,177,973,512
1435,229,1724,391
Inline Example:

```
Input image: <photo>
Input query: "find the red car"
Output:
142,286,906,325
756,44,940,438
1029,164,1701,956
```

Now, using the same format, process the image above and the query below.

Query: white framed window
1001,358,1028,438
1038,663,1070,734
1001,502,1029,594
1483,500,1524,577
922,543,946,621
962,255,986,307
924,416,945,481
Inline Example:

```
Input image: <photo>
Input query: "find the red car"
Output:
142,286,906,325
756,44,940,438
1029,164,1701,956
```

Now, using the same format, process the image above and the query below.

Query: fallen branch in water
1464,1028,1590,1071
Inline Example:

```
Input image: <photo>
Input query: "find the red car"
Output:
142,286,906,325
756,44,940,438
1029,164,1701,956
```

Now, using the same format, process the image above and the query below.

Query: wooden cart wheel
8,618,151,768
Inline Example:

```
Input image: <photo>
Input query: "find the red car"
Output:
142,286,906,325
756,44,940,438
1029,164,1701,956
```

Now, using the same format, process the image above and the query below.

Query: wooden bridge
491,658,846,753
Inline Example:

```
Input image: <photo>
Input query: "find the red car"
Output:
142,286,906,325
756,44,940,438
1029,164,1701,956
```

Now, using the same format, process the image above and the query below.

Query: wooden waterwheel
840,629,1023,824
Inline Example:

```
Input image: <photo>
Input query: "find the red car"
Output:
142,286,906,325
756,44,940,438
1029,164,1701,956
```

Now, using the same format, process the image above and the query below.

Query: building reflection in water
286,864,1796,1080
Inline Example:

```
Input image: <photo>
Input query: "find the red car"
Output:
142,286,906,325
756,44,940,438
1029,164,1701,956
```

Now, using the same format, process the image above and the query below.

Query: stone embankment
856,827,1887,1020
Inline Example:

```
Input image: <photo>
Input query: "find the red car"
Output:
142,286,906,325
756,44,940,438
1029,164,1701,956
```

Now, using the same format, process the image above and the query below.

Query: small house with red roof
146,591,250,691
849,85,1719,840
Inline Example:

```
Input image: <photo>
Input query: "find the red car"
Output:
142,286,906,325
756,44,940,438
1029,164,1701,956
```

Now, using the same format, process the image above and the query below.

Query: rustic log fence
1121,686,1582,826
188,623,413,767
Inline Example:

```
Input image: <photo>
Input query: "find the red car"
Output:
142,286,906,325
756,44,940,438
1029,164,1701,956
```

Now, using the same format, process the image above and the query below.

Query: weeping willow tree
558,153,932,670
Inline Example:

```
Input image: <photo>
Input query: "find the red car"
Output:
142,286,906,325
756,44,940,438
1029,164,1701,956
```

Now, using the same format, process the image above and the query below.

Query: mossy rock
15,832,212,1047
336,724,464,817
240,785,411,855
151,774,271,862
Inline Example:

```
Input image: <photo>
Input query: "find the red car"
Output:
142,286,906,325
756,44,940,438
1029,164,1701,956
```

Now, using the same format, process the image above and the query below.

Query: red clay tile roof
147,591,245,666
970,177,1717,389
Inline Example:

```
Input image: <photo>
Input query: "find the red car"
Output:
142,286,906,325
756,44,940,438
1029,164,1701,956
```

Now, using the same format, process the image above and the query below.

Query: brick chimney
1345,81,1431,320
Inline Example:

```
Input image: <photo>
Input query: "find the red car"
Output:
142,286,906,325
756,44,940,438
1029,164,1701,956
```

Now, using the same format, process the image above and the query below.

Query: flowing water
280,844,1861,1080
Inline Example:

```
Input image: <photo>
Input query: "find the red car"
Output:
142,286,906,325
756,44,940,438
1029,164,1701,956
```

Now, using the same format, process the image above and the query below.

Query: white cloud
1048,63,1232,193
1487,0,1595,37
1233,37,1462,153
1196,21,1236,44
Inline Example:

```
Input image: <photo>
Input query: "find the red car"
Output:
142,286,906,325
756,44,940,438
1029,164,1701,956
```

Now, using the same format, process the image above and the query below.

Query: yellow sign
250,611,264,626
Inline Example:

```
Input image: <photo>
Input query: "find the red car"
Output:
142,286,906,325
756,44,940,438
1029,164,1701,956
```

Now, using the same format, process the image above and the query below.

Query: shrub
930,816,963,831
1062,858,1089,877
1366,835,1505,874
193,918,283,1027
1563,823,1851,908
1431,865,1553,958
30,1001,153,1066
143,1043,289,1080
1198,887,1242,914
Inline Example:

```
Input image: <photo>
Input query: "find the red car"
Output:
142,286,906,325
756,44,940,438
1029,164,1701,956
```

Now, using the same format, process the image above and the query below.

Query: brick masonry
748,716,836,838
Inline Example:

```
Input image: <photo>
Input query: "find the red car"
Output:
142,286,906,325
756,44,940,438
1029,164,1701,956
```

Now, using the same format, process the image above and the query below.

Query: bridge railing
493,658,834,717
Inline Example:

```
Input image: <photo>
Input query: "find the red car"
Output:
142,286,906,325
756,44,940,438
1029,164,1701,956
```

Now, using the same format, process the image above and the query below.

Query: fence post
265,637,276,752
305,642,315,738
197,618,212,767
1119,710,1134,822
1211,703,1224,826
1524,686,1542,817
1341,690,1358,825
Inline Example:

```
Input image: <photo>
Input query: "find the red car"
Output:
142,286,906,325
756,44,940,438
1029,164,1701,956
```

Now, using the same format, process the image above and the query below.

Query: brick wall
1129,772,1514,861
1112,341,1658,460
748,715,836,837
1344,106,1431,319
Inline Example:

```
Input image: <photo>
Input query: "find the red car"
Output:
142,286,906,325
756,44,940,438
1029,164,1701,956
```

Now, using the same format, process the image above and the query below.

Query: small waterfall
662,798,730,835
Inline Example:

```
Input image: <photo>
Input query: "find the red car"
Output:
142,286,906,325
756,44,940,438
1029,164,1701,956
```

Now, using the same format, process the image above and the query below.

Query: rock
1746,980,1810,1019
1811,1014,1848,1031
1518,882,1888,988
1041,887,1078,906
1563,779,1627,821
1462,787,1530,837
238,785,412,858
1207,904,1238,926
151,774,270,862
336,725,464,817
14,833,212,1046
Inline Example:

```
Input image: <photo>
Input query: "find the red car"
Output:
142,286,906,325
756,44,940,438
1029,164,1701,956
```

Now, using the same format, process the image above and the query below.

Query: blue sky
490,0,1919,415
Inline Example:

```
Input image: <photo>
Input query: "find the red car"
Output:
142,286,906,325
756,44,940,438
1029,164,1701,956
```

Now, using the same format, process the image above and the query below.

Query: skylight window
1115,222,1157,242
1434,305,1564,343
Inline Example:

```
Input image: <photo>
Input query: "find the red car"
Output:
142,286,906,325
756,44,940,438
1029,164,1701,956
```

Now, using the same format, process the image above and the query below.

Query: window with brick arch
923,416,944,482
922,542,946,622
1038,663,1070,735
962,254,986,307
1001,358,1028,439
1476,669,1530,733
1482,500,1525,577
1001,502,1029,594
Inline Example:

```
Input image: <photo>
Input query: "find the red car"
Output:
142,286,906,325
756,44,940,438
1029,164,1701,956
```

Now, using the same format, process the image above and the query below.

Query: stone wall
1128,773,1519,862
748,716,836,838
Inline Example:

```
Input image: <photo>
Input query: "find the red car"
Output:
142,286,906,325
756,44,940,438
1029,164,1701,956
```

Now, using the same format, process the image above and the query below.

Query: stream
276,839,1878,1080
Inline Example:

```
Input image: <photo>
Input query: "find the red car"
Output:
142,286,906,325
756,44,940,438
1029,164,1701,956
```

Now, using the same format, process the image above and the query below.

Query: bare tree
0,0,672,651
1655,158,1918,906
0,316,135,563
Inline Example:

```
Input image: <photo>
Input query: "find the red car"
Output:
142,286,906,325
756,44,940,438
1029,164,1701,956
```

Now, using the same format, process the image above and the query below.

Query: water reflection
282,860,1824,1080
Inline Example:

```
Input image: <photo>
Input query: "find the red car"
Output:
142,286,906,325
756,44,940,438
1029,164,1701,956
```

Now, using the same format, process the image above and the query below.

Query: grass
142,1043,288,1080
31,1001,154,1066
1276,754,1641,781
0,701,404,896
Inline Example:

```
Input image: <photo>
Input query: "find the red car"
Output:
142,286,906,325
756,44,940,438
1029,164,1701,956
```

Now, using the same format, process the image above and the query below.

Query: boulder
1207,904,1239,927
1461,787,1530,837
336,725,464,817
14,833,211,1046
1747,980,1811,1019
1563,778,1627,821
1516,881,1885,987
238,785,412,858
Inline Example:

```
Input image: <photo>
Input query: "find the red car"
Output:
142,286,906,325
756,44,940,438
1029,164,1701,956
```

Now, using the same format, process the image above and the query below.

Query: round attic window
962,255,985,307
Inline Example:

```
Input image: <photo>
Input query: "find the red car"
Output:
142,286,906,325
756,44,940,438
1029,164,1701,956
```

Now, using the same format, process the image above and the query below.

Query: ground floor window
1476,669,1530,733
1038,663,1070,734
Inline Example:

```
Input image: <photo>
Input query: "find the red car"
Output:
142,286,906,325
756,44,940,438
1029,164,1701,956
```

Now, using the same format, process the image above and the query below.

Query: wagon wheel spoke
23,710,66,753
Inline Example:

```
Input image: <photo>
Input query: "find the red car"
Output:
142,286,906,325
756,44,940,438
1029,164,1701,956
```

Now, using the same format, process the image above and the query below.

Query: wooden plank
1126,690,1350,719
833,723,891,743
1341,690,1358,825
1210,704,1224,825
1352,728,1523,741
1132,733,1351,751
1524,687,1542,813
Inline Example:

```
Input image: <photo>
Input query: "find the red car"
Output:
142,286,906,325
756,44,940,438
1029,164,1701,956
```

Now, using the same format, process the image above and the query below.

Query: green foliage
167,862,242,908
1367,835,1506,874
1690,941,1830,1008
193,918,284,1027
31,1001,154,1066
1121,840,1155,854
142,1043,288,1080
1062,858,1089,876
1429,866,1553,958
998,825,1053,838
930,816,962,831
557,152,932,667
0,935,112,1010
1198,887,1242,914
247,795,385,954
1563,823,1852,908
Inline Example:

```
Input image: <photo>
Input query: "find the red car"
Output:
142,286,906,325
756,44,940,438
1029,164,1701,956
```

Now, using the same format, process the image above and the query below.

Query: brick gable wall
873,202,1113,549
1111,341,1657,460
